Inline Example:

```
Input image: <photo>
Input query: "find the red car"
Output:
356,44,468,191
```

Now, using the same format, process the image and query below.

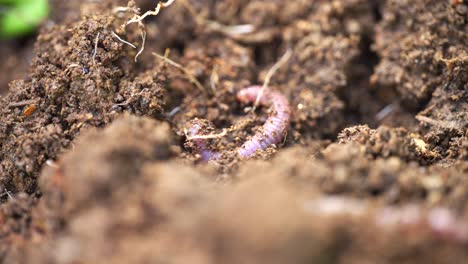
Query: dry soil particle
0,0,467,263
144,0,315,52
240,143,468,212
19,148,468,263
1,115,176,262
268,0,376,138
0,11,166,195
370,0,468,164
373,0,467,105
169,37,258,164
417,65,467,133
23,116,199,264
446,131,468,164
418,62,468,161
0,192,36,261
167,0,377,161
40,114,176,215
338,125,438,163
0,0,130,95
0,40,35,95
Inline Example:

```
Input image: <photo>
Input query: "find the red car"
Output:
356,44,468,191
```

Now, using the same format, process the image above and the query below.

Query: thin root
185,129,227,140
125,0,176,27
8,99,39,108
135,31,147,62
252,49,292,112
376,103,397,121
65,63,81,75
111,31,137,49
179,0,255,37
92,32,100,65
153,51,210,95
206,21,255,36
210,62,219,93
113,1,175,62
112,6,135,14
416,115,459,130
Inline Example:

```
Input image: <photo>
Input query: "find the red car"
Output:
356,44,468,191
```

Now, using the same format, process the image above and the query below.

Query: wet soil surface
0,0,467,263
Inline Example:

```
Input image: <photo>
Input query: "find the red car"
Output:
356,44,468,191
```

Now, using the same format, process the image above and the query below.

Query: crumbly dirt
0,0,467,263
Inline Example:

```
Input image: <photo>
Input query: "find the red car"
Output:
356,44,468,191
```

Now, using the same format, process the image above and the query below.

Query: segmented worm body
236,86,291,157
186,120,221,161
186,86,290,160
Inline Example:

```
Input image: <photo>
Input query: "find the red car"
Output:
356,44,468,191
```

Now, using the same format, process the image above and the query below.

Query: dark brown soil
0,0,467,263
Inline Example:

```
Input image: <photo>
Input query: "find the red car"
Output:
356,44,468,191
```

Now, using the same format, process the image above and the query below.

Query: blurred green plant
0,0,49,38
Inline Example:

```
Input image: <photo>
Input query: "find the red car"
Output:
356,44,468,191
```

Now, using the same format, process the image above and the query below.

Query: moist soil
0,0,467,263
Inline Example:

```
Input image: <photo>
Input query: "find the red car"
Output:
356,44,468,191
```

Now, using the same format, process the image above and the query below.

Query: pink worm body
187,86,291,160
236,86,291,157
187,121,221,161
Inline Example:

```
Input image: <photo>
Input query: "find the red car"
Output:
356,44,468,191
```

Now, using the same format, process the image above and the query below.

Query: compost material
0,0,467,263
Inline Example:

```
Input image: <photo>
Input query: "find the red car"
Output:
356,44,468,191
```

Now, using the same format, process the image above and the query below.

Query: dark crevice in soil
371,1,383,22
170,39,187,56
252,37,283,68
336,34,381,130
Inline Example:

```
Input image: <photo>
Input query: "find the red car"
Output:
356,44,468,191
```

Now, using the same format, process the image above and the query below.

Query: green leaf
0,0,49,38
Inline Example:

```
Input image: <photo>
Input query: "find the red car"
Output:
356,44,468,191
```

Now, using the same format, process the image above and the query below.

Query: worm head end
236,85,263,104
236,89,250,103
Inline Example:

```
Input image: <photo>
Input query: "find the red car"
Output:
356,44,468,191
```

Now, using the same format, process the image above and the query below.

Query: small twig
92,32,100,65
6,190,13,200
65,63,81,75
0,188,14,200
252,49,292,112
163,48,171,60
210,63,219,93
153,52,210,95
111,31,137,49
206,21,255,36
112,6,132,13
167,106,181,118
376,103,397,121
416,115,459,129
113,101,130,107
8,99,39,108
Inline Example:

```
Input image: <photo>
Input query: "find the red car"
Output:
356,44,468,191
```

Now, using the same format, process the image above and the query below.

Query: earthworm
236,86,291,157
186,85,291,160
186,119,221,161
